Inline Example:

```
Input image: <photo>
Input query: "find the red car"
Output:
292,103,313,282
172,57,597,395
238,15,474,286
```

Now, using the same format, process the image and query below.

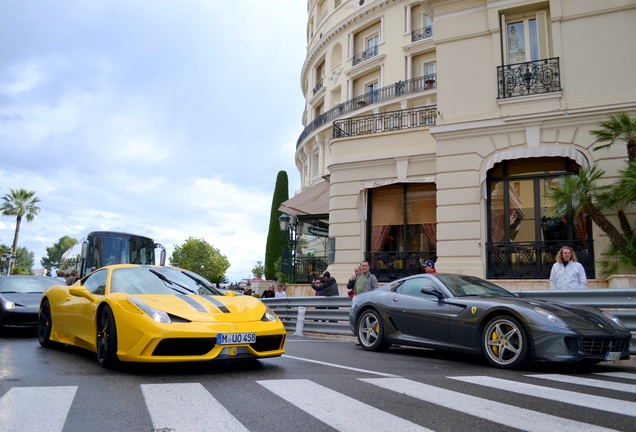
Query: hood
0,292,44,309
123,294,267,323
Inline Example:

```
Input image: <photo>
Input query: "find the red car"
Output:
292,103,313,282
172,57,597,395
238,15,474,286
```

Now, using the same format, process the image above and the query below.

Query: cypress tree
264,171,290,280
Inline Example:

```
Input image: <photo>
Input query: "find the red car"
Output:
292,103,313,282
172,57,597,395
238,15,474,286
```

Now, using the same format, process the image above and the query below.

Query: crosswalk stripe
594,372,636,381
141,383,248,432
257,379,432,432
528,374,636,394
450,375,636,417
0,386,77,432
362,377,616,432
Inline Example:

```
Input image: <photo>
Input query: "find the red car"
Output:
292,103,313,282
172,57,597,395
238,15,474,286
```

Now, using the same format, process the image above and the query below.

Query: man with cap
422,260,437,274
311,271,340,296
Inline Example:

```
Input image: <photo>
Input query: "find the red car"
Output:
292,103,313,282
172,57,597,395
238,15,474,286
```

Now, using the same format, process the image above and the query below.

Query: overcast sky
0,1,307,282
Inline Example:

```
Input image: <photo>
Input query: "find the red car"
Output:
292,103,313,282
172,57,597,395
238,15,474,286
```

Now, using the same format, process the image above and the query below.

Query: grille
581,337,630,355
250,335,285,352
153,338,215,356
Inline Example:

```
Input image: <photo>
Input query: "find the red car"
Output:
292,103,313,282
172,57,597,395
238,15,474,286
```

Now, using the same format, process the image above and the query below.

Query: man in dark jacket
311,271,339,296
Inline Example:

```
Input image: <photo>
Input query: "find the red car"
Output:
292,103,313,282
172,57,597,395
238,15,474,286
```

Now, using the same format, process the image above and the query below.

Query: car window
0,277,57,293
397,279,439,299
83,270,108,295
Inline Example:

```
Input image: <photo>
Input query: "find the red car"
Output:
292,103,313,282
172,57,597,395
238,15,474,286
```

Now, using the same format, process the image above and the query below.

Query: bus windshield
61,231,165,278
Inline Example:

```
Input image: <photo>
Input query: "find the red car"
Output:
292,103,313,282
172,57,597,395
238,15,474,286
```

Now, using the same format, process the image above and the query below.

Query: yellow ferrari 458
37,264,286,368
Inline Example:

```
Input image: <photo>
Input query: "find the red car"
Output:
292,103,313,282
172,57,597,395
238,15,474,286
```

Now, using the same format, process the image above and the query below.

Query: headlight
261,304,279,322
534,306,566,326
128,297,172,324
2,299,15,310
602,311,626,328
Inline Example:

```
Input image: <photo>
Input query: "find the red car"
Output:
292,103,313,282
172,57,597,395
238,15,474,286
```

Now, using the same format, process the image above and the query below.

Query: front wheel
38,300,60,348
96,305,119,368
482,315,529,369
357,309,389,351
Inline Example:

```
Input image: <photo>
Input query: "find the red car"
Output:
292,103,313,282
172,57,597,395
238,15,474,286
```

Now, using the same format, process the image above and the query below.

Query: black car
349,273,631,369
0,275,59,330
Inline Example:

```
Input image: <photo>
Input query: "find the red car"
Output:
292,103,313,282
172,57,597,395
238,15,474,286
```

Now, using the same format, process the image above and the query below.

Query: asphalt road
1,330,635,432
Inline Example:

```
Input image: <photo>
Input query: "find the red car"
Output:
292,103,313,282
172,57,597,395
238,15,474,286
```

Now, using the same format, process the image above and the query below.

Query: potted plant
252,261,264,280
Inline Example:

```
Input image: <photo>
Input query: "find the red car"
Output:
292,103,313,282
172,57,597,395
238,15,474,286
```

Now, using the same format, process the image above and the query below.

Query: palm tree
591,112,636,162
0,188,41,257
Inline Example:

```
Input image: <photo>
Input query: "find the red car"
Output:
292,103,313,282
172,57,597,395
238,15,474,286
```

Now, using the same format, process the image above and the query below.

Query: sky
0,0,307,282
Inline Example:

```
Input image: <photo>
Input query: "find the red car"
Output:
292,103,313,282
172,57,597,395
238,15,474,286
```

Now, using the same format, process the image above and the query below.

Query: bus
60,231,166,278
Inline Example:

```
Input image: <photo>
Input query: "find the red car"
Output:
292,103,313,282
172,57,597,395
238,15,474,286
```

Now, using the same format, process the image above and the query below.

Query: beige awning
278,180,329,216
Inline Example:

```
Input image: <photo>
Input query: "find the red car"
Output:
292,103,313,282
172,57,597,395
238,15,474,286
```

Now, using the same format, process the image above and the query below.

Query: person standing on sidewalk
348,260,378,296
311,271,339,296
549,245,587,290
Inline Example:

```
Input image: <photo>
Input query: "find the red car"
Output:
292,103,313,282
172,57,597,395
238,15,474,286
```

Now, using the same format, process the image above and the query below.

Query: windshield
0,276,58,293
110,267,222,295
436,274,518,298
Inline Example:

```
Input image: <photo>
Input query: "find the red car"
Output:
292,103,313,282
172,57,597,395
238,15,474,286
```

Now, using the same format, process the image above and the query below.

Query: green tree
264,171,290,280
14,246,35,275
41,235,78,271
0,188,41,257
170,237,230,282
591,112,636,162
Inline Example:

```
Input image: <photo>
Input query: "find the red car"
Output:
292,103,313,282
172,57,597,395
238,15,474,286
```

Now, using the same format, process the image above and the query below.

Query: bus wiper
149,269,195,294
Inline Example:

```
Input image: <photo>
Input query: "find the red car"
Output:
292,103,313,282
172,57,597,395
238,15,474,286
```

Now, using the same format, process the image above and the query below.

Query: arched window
486,157,594,279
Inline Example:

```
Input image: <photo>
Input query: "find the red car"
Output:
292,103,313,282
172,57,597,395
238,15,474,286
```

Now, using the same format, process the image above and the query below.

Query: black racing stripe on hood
176,294,208,312
200,295,231,313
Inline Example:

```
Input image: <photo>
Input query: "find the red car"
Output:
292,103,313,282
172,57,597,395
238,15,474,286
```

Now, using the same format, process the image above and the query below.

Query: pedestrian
549,245,587,290
348,260,378,296
275,283,288,298
66,269,79,285
311,271,339,296
346,265,361,298
261,284,276,298
54,269,67,283
422,260,437,274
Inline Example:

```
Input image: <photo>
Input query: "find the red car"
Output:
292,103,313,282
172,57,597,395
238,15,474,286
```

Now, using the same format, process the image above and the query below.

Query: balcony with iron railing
486,239,595,279
297,74,436,147
497,57,561,99
364,251,436,282
333,104,437,139
353,45,378,66
312,77,324,96
411,25,433,42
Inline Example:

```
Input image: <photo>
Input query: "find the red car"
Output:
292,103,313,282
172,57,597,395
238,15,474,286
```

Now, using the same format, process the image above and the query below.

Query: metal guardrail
263,289,636,353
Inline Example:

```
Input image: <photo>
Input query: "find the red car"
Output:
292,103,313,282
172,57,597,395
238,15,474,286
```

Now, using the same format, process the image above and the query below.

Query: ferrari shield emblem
471,306,477,314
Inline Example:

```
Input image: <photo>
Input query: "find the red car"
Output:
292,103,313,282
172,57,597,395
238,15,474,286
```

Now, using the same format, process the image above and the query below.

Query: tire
37,300,59,348
96,305,119,368
482,315,529,369
357,309,389,351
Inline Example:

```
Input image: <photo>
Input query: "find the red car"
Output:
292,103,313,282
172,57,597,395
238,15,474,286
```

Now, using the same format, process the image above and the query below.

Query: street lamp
279,213,297,283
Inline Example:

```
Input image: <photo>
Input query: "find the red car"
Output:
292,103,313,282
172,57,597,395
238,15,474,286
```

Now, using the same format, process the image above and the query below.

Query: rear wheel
482,315,529,369
37,300,59,348
357,309,389,351
96,305,119,368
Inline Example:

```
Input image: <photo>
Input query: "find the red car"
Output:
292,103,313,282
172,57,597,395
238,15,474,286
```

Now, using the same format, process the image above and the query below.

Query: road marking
362,377,616,432
0,386,77,432
141,383,248,432
451,375,636,417
528,373,636,394
594,372,636,381
282,354,400,377
257,378,432,432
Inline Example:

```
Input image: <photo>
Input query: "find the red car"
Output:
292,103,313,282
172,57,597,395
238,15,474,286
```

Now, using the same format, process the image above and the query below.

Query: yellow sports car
37,264,286,367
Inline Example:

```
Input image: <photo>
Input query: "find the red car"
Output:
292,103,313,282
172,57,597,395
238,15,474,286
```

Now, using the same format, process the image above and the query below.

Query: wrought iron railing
486,240,595,279
411,25,432,42
312,77,324,95
333,104,437,138
353,45,378,66
364,251,436,282
294,256,328,284
497,57,561,99
297,74,436,147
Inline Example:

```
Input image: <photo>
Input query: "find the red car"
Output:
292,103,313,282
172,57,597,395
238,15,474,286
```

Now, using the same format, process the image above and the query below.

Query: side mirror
69,287,97,302
421,286,443,299
224,290,236,297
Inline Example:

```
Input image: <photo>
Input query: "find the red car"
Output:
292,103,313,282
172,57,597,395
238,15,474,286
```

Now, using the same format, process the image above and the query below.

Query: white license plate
216,332,256,345
604,351,622,361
